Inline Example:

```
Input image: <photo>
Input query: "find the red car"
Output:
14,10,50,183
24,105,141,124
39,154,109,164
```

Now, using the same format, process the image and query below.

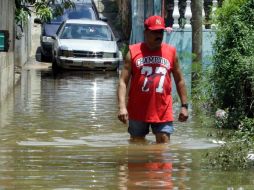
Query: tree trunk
191,0,203,90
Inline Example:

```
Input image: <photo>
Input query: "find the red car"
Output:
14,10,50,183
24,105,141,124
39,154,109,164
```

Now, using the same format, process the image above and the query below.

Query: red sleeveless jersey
128,42,176,122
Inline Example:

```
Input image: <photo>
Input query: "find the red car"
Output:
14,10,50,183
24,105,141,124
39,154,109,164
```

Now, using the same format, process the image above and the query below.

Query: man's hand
178,107,188,122
118,108,129,124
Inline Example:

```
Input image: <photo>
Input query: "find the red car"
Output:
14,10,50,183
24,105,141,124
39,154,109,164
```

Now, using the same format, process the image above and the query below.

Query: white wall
0,0,15,103
0,0,32,104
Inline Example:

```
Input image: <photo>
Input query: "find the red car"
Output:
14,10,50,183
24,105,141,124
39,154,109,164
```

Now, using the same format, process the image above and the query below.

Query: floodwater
0,63,253,190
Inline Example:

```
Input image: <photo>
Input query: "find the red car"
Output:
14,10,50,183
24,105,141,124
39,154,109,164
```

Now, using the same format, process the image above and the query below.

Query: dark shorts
128,120,174,137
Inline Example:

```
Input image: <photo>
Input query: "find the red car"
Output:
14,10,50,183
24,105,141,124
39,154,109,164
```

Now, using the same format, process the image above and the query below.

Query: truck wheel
52,59,60,72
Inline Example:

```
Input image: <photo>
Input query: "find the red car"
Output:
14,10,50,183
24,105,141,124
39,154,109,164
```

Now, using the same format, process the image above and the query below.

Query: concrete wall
0,0,15,103
14,18,32,68
0,0,32,104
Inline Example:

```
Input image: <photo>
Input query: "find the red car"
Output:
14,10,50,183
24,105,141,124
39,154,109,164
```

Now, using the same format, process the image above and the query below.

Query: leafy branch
15,0,75,24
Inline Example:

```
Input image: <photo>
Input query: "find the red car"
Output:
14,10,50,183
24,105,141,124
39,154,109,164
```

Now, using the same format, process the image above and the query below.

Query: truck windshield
48,5,96,23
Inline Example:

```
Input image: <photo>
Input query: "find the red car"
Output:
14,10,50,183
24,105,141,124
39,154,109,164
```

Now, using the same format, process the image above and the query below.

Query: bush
211,0,254,129
204,0,254,170
205,140,251,170
236,117,254,142
205,117,254,169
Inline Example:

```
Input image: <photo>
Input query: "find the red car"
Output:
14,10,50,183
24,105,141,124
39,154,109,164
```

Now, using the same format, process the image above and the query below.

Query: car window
47,4,97,24
67,7,96,20
60,23,114,41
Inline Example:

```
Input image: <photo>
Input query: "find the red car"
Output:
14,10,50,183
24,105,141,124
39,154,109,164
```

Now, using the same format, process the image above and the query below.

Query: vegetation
205,117,254,170
15,0,75,23
200,0,254,169
212,0,254,127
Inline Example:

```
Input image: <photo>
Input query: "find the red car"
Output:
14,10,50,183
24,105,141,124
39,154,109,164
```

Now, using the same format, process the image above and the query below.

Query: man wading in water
117,15,188,143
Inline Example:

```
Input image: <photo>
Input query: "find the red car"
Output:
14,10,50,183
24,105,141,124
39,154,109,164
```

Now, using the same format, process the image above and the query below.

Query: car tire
52,59,60,72
40,52,47,62
41,51,52,62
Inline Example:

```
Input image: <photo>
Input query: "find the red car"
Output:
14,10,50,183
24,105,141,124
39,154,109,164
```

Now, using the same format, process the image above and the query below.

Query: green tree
211,0,254,128
15,0,75,24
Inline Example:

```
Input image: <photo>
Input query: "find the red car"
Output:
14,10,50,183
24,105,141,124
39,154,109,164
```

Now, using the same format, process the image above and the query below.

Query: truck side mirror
0,30,9,52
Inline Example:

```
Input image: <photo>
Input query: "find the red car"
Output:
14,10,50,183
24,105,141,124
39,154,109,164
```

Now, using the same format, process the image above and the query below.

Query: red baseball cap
144,15,166,30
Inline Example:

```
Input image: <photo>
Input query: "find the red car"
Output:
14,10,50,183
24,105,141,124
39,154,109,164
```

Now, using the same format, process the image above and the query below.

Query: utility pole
191,0,203,90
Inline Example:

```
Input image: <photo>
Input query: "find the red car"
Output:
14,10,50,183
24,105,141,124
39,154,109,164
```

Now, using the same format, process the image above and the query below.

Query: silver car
52,19,122,70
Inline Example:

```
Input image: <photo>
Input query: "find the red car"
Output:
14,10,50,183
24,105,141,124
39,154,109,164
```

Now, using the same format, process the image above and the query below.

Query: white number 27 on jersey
141,66,167,93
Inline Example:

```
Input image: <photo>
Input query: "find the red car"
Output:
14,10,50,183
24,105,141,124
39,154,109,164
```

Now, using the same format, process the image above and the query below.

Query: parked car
51,19,122,71
34,0,107,60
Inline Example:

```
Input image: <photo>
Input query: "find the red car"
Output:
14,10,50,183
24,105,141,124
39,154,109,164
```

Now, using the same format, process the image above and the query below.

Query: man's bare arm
117,51,131,124
172,54,189,122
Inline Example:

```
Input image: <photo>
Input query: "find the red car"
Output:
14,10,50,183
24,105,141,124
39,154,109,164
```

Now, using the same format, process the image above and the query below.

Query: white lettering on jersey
136,56,170,69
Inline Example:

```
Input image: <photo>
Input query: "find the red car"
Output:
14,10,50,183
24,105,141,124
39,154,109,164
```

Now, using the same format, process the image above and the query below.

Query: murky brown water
0,63,253,190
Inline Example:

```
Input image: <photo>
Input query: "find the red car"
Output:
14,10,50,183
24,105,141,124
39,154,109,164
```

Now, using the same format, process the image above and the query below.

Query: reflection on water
119,144,174,190
0,66,253,190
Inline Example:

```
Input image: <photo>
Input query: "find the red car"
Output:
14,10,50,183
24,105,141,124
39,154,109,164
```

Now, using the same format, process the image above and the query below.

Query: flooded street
0,60,253,189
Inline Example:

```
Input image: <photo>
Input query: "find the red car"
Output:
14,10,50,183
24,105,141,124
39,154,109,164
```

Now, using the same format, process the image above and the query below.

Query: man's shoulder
129,42,144,53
